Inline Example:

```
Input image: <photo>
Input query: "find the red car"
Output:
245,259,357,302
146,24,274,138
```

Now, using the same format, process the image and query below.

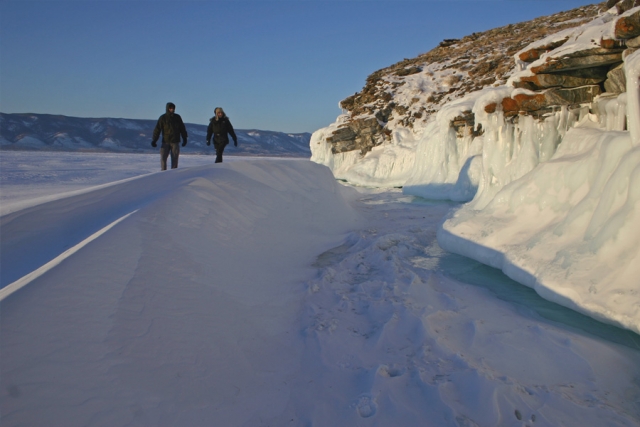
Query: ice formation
311,7,640,333
439,34,640,335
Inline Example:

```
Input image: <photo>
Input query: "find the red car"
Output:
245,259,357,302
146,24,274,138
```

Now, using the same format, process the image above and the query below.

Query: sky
1,0,601,133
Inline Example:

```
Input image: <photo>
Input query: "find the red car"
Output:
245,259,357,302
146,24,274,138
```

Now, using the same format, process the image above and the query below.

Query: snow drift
3,154,639,426
1,160,357,426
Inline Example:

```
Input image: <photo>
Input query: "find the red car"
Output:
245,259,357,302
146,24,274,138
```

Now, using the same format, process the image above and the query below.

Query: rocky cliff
318,1,639,159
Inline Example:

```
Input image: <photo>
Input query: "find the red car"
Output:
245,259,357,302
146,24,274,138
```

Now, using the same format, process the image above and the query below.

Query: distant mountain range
0,113,311,157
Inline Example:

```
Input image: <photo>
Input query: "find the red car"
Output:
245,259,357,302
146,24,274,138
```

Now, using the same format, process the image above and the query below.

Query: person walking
206,107,237,163
151,102,188,170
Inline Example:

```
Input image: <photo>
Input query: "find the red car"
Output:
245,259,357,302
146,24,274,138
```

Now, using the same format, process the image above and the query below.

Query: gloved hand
206,140,211,146
182,140,187,147
151,141,157,147
234,140,238,147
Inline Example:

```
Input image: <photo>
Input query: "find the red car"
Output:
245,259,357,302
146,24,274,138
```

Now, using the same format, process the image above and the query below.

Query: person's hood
166,102,176,114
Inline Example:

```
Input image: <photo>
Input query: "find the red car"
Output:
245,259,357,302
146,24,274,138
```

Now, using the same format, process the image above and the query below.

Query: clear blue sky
1,0,599,134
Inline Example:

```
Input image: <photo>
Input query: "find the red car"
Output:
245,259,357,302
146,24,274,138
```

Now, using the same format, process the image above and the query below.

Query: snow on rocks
312,3,605,173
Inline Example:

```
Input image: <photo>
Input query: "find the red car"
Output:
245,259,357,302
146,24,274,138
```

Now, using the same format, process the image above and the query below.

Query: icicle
624,50,640,145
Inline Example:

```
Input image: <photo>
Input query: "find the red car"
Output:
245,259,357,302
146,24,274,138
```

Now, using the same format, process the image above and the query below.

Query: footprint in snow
377,364,406,378
515,409,536,423
356,395,377,418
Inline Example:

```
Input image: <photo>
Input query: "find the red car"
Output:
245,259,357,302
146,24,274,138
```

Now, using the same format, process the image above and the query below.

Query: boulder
607,0,620,9
326,117,384,155
395,66,422,77
543,85,602,105
327,125,356,143
600,37,627,49
502,98,520,116
513,93,548,112
518,38,569,62
627,35,640,47
515,69,608,89
501,85,602,115
439,39,460,48
616,0,640,15
450,110,478,138
605,63,627,93
326,126,357,154
531,49,623,74
501,97,521,116
484,103,498,114
606,0,640,14
614,10,640,39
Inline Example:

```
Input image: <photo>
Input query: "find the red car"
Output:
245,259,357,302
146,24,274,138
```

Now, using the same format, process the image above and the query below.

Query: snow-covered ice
1,152,639,426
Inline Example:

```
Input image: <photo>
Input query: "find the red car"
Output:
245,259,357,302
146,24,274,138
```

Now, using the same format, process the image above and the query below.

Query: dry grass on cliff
340,2,608,129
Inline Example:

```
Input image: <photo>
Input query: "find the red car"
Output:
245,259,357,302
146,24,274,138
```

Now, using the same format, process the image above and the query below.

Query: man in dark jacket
206,107,237,163
151,102,188,170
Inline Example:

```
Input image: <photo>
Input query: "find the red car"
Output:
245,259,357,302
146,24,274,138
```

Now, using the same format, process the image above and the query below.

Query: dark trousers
215,143,227,163
160,143,180,170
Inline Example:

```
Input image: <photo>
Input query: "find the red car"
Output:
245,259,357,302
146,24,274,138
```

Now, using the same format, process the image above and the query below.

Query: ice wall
402,93,486,201
438,51,640,334
627,50,640,145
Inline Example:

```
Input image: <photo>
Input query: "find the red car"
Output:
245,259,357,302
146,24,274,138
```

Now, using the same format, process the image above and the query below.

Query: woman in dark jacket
206,107,238,163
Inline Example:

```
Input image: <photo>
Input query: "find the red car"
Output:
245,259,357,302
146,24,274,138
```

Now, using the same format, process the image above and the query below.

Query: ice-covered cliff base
311,15,640,332
438,49,640,334
313,86,640,334
439,124,640,334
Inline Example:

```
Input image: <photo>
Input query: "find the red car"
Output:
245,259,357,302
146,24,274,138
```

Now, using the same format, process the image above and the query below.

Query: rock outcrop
324,3,607,156
325,116,385,155
500,6,640,123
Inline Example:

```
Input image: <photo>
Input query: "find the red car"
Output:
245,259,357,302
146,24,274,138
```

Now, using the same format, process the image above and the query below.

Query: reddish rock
615,10,640,39
514,93,547,111
501,97,519,113
519,49,547,63
518,38,569,63
484,103,497,114
600,38,627,49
